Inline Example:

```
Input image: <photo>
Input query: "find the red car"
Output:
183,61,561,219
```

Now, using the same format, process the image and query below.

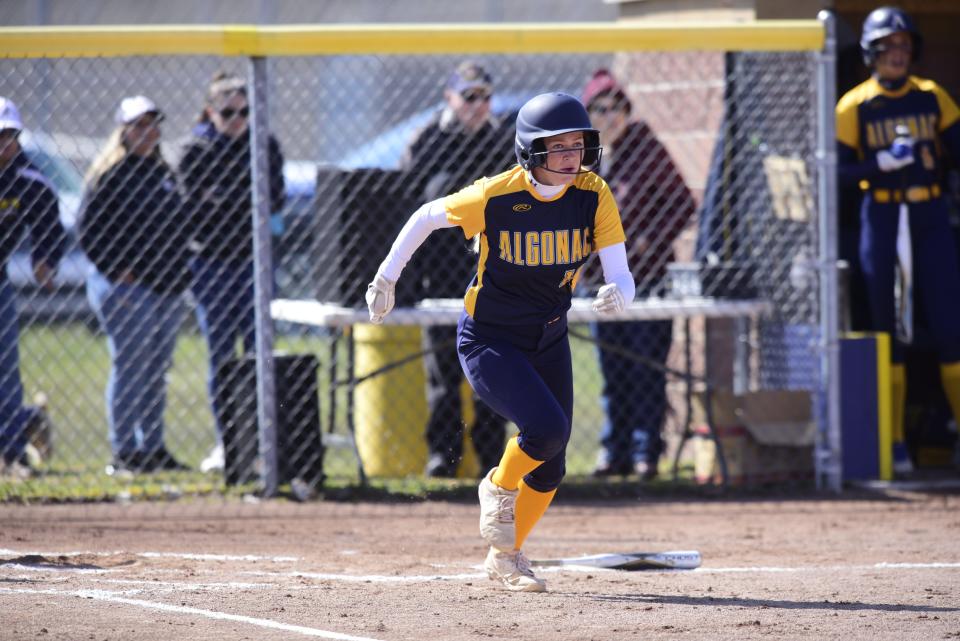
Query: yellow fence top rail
0,21,824,58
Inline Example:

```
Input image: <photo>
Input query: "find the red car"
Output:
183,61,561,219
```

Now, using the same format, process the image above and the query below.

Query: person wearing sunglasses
80,95,193,475
579,69,696,481
178,71,286,474
0,97,67,478
401,61,516,479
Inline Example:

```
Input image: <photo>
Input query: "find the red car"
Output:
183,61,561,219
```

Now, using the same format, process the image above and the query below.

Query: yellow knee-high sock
940,361,960,426
514,480,556,551
491,437,542,491
891,364,907,443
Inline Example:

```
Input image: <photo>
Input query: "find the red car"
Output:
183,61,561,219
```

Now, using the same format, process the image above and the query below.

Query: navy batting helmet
860,6,923,66
514,92,601,172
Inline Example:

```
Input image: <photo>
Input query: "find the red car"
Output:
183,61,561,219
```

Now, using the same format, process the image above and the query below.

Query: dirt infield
1,488,959,641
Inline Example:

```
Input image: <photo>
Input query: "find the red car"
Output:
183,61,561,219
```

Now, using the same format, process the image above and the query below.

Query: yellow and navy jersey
444,164,626,326
836,75,960,190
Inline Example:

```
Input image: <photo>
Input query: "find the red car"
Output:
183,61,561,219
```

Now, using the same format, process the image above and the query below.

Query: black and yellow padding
840,333,893,480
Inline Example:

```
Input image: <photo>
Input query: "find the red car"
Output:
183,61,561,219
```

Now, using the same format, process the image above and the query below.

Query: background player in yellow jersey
366,92,635,591
836,6,960,475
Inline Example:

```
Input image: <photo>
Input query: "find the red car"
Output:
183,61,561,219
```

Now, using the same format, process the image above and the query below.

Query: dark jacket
581,121,696,295
0,152,66,271
178,122,285,266
80,154,192,295
403,110,516,299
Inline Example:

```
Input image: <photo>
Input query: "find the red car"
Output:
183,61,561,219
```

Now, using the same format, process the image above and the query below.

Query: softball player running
366,92,634,591
836,6,960,474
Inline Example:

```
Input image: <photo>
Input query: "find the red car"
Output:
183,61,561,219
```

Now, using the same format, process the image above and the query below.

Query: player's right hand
365,273,396,324
877,137,915,172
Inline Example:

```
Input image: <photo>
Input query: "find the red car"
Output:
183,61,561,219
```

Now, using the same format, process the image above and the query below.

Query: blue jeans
0,277,28,464
189,257,255,436
87,270,184,458
593,319,673,467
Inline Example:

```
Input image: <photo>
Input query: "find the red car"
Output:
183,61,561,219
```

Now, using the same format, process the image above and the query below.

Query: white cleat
478,467,518,551
484,547,546,592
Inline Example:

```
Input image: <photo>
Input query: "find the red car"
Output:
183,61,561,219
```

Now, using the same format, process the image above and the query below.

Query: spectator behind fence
0,97,66,479
836,6,960,476
402,61,514,478
80,95,193,475
579,70,696,480
179,72,286,473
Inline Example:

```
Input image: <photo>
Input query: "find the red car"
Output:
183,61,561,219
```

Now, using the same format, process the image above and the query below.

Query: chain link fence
0,22,832,504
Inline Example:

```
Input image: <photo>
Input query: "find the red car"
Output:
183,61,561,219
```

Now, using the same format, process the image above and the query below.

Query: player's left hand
592,283,626,314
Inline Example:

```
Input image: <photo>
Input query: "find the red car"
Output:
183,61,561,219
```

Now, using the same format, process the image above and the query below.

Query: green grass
4,321,617,503
21,323,218,470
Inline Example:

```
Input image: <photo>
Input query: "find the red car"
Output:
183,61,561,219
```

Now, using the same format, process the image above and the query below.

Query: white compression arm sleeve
376,198,455,282
598,243,636,303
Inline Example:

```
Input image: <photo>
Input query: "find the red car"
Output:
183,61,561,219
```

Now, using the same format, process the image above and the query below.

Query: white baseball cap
114,95,162,125
0,97,24,132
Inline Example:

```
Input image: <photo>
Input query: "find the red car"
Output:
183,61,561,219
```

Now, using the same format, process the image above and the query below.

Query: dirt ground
1,487,959,641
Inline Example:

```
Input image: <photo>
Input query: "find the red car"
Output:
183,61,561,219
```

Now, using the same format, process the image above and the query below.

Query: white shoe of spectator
484,547,546,592
200,444,225,473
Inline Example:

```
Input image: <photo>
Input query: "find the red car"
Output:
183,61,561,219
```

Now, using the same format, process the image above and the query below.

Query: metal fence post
248,55,278,497
816,10,842,492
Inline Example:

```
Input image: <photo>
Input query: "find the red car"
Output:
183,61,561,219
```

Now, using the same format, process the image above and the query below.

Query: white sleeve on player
598,243,636,303
376,198,454,282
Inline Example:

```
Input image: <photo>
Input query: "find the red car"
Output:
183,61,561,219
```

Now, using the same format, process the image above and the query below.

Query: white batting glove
877,137,914,172
592,283,626,314
877,150,914,172
365,273,396,324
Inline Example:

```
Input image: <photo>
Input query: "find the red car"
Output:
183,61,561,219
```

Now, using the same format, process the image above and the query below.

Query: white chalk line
0,563,115,574
96,578,273,590
4,547,958,586
239,561,960,584
0,548,299,562
0,586,386,641
0,572,324,596
241,569,490,583
139,551,300,562
693,562,960,574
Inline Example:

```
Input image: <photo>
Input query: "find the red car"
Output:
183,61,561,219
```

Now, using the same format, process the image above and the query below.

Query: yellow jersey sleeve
593,181,626,250
932,83,960,131
836,92,860,150
444,178,487,240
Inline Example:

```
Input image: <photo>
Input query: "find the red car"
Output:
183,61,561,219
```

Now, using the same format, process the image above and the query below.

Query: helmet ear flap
514,134,532,170
515,136,547,170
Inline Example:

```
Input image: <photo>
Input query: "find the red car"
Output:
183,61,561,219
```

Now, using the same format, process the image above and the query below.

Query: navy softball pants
859,196,960,363
456,311,573,492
